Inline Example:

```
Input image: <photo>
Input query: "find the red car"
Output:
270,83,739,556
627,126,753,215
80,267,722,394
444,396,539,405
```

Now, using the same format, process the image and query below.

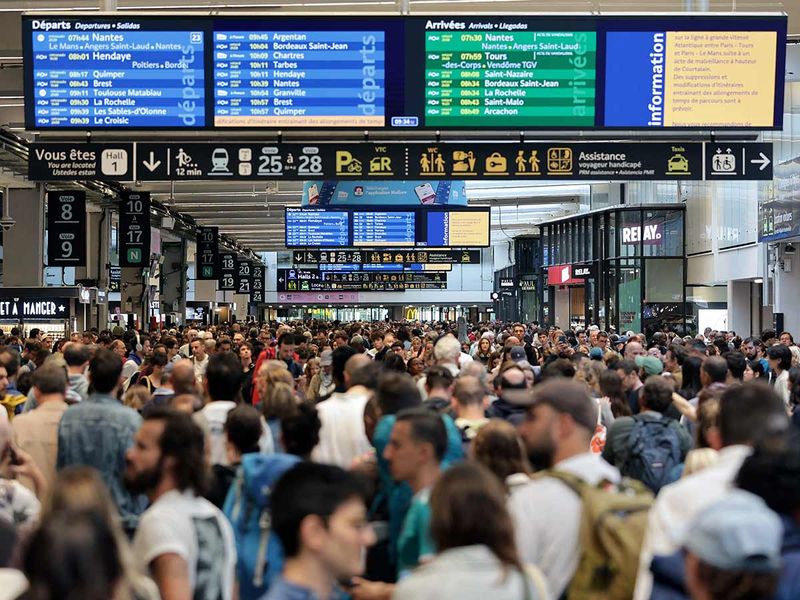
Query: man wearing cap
306,349,335,404
684,491,782,599
633,383,788,599
509,379,621,598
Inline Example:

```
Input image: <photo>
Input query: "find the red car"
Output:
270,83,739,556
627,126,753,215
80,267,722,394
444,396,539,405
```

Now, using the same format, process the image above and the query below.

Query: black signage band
29,142,773,182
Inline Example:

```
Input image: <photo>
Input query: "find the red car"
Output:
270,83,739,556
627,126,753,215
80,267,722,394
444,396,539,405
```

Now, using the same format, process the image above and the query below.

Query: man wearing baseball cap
684,490,783,600
508,379,620,598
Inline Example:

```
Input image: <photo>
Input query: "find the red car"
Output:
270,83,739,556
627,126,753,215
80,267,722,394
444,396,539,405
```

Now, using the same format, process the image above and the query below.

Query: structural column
3,186,44,287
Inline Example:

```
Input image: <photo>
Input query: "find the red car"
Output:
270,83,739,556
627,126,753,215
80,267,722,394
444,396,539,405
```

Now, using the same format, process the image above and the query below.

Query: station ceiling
0,0,795,253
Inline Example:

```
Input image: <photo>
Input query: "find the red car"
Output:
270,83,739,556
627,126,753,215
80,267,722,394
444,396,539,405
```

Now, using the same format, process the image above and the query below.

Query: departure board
285,208,349,247
23,15,786,131
424,30,596,127
353,211,415,246
213,31,385,127
284,206,490,248
29,22,204,128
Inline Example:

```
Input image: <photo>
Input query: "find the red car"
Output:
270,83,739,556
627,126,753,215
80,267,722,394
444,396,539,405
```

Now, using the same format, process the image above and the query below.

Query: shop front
540,205,687,335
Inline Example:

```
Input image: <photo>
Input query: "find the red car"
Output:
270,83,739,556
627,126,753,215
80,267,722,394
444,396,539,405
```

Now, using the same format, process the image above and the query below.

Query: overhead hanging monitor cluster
23,13,787,131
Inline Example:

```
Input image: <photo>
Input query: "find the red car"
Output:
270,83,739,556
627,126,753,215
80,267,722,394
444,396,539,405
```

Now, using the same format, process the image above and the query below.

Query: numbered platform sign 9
119,192,151,268
47,191,86,267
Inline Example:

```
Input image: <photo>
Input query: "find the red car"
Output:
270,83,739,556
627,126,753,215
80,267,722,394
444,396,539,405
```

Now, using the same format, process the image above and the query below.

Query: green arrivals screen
424,30,596,127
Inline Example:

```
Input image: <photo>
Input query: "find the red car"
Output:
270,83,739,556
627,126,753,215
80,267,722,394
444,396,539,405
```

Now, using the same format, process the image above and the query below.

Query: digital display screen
424,30,596,127
353,211,415,246
23,15,786,130
604,30,778,127
285,208,349,247
214,30,385,127
285,206,490,248
28,21,204,128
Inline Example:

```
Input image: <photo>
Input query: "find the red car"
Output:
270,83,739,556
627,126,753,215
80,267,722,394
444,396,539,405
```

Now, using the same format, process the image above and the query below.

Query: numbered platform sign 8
47,191,86,267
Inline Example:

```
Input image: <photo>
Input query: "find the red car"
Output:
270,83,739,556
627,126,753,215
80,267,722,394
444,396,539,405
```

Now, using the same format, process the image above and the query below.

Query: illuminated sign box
284,206,490,248
23,14,787,131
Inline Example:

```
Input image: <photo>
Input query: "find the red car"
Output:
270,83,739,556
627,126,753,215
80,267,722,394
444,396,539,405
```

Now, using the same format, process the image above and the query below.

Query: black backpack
621,417,682,493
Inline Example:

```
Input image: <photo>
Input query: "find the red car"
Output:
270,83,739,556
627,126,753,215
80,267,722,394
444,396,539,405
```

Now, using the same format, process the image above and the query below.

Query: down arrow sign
142,152,162,172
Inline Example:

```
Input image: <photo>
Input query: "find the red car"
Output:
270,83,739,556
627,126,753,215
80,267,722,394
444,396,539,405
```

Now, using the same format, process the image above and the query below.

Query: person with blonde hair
43,466,159,600
122,385,150,413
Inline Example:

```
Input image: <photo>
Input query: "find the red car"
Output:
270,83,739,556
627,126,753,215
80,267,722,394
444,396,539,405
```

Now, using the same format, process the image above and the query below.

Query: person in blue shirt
263,462,376,600
56,348,146,535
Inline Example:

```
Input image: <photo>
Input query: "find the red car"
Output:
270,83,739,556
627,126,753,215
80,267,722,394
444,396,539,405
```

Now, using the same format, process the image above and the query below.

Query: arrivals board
285,206,490,248
23,15,786,131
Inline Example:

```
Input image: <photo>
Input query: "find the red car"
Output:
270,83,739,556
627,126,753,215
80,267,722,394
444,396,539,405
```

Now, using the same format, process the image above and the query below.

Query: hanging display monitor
23,14,786,130
285,206,490,248
25,18,205,128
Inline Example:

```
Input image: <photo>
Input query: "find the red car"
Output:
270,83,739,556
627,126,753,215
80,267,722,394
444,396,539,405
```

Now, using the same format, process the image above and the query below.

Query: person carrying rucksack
510,379,653,600
223,402,322,600
602,376,693,493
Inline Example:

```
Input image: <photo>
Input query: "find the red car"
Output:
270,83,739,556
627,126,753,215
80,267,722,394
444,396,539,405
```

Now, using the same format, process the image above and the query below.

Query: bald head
170,359,196,395
344,353,372,388
624,341,645,361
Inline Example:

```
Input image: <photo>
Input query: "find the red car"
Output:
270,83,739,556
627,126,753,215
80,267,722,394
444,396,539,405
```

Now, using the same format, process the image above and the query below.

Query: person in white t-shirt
195,353,244,467
190,339,209,386
125,408,236,600
312,353,376,468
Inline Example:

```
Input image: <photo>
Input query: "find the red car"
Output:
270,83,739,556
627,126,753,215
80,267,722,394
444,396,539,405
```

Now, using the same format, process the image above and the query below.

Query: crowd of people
0,319,798,600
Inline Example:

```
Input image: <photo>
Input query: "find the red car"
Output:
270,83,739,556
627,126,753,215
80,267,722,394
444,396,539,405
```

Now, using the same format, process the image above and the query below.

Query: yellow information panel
448,211,490,247
663,31,776,127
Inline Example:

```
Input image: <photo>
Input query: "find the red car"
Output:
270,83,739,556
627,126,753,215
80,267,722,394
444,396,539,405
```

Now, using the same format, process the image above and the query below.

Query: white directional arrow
750,152,771,171
142,152,161,172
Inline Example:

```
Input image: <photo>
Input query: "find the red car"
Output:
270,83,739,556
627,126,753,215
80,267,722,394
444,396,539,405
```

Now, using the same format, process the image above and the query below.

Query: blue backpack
622,417,682,493
223,453,300,600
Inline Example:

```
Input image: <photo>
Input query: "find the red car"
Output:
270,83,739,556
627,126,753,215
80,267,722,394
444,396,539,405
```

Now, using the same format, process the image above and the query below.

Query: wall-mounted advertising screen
284,206,490,248
23,14,786,130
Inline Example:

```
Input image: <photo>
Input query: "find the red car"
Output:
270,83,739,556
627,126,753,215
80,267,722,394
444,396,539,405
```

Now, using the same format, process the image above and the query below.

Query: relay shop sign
47,191,86,267
621,224,664,245
547,265,585,286
0,298,70,320
119,192,151,267
28,142,773,182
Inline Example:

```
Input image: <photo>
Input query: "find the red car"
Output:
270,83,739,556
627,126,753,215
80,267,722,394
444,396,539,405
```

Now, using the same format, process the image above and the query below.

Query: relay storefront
541,205,687,336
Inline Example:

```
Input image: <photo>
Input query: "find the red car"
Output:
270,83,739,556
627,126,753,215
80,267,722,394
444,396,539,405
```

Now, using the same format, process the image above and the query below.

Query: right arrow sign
704,142,773,180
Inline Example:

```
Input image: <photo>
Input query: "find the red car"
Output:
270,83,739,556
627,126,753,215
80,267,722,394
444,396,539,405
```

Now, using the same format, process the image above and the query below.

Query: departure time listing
213,31,385,127
424,21,596,127
31,22,205,128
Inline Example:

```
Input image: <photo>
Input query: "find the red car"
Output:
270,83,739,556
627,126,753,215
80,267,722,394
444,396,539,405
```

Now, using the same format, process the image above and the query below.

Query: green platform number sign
119,192,150,268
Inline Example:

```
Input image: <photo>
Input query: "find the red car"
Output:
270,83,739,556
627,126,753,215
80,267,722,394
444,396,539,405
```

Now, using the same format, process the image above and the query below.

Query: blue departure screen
30,25,205,128
285,208,349,247
213,31,385,127
353,211,414,247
